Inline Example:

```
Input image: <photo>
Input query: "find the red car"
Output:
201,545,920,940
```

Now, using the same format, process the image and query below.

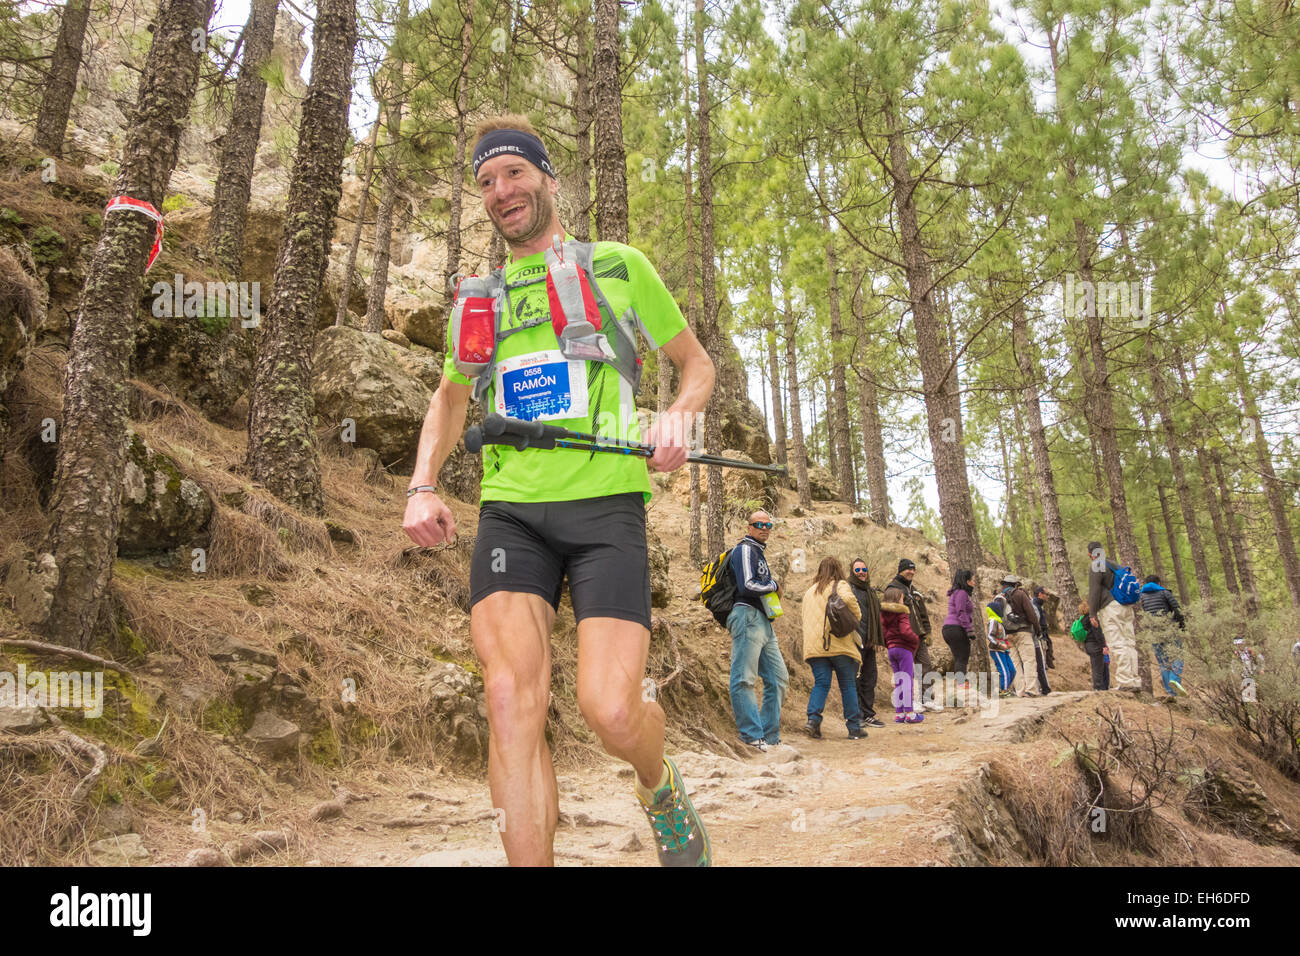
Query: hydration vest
448,237,644,404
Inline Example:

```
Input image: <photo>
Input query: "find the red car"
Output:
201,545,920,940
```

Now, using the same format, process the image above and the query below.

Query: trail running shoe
847,729,868,740
638,758,711,868
1169,679,1187,697
904,712,925,724
864,717,886,728
894,714,907,723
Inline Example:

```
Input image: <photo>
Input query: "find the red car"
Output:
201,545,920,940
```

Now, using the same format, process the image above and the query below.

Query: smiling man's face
476,155,558,248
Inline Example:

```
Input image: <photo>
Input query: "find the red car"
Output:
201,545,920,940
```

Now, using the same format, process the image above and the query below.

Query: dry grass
982,695,1300,865
0,243,45,330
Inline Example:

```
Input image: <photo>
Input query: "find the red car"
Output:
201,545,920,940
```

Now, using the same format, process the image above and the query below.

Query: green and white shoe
637,757,712,867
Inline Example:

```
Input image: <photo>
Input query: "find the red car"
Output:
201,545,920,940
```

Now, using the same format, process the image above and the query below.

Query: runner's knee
576,687,642,742
481,666,549,731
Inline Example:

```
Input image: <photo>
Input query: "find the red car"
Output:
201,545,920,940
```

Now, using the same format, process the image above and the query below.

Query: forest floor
271,691,1094,867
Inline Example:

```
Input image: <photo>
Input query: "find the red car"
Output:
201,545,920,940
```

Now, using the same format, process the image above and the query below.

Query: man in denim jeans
726,510,788,751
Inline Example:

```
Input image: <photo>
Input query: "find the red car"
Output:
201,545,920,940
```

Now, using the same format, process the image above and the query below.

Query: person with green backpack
1070,599,1109,690
1087,540,1142,691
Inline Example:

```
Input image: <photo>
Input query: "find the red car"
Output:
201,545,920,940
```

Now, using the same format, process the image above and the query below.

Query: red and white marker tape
104,195,164,272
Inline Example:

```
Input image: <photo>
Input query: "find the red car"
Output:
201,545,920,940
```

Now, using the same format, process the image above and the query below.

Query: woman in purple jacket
942,569,976,691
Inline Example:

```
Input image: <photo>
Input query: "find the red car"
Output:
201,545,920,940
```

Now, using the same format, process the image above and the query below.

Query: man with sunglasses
726,510,788,751
848,559,887,728
402,116,716,866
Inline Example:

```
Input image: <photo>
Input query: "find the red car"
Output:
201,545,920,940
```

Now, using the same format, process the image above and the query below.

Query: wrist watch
406,484,438,498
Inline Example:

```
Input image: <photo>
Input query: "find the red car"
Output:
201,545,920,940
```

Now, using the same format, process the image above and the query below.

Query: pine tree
33,0,91,157
30,0,216,647
247,0,358,514
208,0,281,276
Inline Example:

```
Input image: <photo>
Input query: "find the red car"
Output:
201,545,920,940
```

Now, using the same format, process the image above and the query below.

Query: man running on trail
401,115,717,867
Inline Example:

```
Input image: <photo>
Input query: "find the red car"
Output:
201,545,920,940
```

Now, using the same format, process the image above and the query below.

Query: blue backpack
1110,565,1140,605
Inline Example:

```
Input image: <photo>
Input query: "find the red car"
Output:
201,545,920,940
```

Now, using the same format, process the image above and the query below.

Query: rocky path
301,692,1092,866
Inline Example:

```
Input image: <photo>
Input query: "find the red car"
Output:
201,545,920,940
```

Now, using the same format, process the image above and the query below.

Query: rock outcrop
312,325,430,465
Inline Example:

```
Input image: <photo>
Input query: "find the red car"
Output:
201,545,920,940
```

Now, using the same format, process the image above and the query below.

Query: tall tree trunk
32,0,215,648
569,16,593,242
1005,402,1029,576
681,35,700,566
996,414,1015,571
593,0,628,242
365,95,403,333
1228,329,1300,605
1144,511,1166,581
1212,449,1259,615
821,193,853,500
488,0,517,269
881,99,986,677
1156,482,1190,606
1011,296,1079,610
1049,21,1139,574
1016,428,1048,578
208,0,280,275
852,265,888,525
33,0,93,157
782,279,811,508
336,116,381,326
247,0,357,514
1175,354,1235,609
694,0,723,554
767,321,786,465
1145,336,1214,604
822,378,836,477
442,0,472,295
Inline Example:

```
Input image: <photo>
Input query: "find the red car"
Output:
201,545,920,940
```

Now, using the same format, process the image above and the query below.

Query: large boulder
312,325,430,466
786,462,839,501
388,295,446,350
389,342,442,393
118,431,214,556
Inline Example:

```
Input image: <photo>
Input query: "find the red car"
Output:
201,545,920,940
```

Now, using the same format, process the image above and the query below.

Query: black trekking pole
464,414,788,475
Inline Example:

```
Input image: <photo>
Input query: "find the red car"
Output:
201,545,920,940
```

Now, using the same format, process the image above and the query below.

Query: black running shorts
469,492,652,629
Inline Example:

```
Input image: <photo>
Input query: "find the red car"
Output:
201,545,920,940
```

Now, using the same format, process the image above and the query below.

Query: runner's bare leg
576,618,665,787
472,591,558,865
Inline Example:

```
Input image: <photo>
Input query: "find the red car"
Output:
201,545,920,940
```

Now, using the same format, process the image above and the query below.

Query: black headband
472,129,555,179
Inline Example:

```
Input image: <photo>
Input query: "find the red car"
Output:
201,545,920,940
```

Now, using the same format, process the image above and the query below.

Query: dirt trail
300,691,1092,866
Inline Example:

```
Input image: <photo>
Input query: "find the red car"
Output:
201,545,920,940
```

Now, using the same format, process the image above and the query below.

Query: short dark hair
1144,574,1160,585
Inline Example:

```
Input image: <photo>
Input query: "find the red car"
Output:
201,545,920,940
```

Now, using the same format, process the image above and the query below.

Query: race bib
493,350,589,422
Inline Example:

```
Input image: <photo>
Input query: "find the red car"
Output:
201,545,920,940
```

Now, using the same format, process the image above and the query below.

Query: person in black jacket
889,559,938,709
1033,585,1055,669
1139,574,1187,697
848,559,886,728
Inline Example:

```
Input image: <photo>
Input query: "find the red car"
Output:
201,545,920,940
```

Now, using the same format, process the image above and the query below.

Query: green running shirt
443,238,687,504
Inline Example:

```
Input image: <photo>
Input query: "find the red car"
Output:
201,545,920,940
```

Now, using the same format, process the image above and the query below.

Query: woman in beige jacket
800,557,866,739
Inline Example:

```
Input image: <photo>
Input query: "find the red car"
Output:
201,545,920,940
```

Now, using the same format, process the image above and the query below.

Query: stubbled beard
494,181,554,245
